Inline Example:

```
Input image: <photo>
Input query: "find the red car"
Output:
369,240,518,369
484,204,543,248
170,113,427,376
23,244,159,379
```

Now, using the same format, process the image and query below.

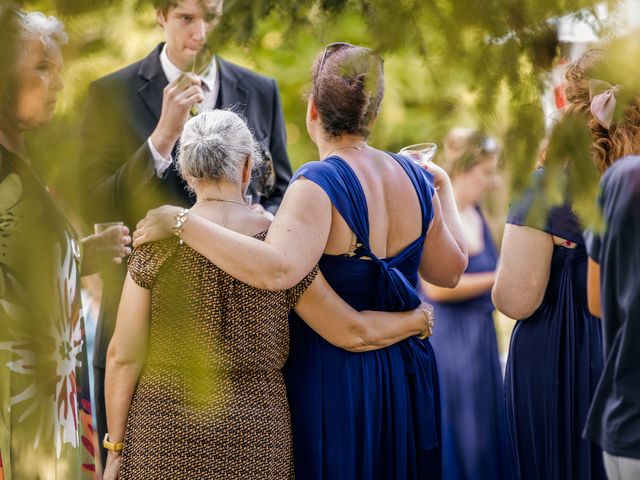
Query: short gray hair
178,110,262,184
17,11,68,53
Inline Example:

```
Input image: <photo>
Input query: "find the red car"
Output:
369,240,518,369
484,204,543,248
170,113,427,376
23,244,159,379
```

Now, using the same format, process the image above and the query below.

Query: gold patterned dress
118,234,316,479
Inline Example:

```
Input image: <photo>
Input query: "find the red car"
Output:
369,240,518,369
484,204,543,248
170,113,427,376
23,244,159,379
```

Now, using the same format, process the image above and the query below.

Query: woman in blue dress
424,129,510,480
492,50,608,479
133,43,468,478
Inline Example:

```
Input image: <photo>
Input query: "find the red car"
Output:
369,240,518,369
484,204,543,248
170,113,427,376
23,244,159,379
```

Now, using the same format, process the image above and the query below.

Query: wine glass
399,143,438,165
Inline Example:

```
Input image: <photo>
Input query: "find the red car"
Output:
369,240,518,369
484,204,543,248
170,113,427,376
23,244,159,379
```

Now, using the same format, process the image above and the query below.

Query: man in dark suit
78,0,292,466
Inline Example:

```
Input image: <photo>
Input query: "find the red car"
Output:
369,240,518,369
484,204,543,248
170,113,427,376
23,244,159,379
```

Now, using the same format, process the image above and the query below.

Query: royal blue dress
428,207,510,480
283,153,441,479
504,170,606,479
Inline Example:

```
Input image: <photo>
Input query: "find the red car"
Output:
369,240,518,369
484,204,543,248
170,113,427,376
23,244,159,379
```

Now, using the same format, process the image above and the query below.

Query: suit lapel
218,57,250,111
137,43,168,121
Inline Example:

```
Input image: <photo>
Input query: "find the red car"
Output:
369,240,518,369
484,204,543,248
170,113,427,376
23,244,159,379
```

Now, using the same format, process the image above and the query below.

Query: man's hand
149,73,204,158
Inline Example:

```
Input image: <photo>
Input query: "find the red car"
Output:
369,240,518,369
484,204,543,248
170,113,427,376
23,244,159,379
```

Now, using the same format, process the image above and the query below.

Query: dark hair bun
312,46,384,138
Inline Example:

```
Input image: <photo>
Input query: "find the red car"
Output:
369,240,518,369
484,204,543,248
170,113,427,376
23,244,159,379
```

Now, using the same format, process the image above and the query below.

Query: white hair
17,11,68,55
178,110,262,185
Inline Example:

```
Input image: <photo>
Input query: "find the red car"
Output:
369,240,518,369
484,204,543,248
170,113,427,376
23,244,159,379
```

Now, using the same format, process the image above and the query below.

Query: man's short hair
152,0,179,15
153,0,222,16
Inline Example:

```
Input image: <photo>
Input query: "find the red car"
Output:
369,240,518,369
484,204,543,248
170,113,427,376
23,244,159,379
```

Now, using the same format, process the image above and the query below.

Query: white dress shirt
148,44,220,177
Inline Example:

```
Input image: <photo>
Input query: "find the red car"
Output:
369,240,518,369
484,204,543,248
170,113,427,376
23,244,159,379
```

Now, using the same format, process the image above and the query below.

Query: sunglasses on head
480,136,498,153
318,42,355,73
318,42,383,73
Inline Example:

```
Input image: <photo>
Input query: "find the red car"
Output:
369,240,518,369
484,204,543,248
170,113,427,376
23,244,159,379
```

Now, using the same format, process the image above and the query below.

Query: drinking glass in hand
93,222,129,265
94,221,124,236
399,143,438,165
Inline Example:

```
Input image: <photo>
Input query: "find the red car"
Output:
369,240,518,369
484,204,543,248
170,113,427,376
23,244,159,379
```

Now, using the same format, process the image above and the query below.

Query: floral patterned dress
0,145,95,479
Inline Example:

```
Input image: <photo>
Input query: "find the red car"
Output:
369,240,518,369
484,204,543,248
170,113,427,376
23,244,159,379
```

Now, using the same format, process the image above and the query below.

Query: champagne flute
189,51,199,117
399,143,438,165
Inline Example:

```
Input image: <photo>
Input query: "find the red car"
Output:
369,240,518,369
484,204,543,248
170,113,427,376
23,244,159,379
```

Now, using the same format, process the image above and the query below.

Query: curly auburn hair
564,48,640,173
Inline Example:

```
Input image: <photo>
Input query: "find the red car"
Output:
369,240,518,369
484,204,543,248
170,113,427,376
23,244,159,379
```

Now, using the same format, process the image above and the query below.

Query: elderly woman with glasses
0,9,129,478
133,42,467,478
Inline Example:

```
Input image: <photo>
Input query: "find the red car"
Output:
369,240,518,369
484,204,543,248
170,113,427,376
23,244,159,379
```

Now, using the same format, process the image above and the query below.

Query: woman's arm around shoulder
293,271,432,352
492,223,553,319
133,178,332,290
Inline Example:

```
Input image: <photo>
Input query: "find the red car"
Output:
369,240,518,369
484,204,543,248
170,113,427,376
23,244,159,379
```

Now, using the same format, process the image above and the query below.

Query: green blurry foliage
6,0,637,232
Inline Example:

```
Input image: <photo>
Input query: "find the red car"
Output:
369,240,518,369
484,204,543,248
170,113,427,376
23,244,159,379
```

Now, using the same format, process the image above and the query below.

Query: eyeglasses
318,42,356,73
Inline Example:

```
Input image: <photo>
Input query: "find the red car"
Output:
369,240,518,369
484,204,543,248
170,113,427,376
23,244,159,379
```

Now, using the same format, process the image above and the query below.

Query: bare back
323,149,425,258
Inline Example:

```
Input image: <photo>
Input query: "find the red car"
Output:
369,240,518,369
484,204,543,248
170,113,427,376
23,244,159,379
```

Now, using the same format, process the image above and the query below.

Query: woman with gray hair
0,8,129,479
103,110,434,479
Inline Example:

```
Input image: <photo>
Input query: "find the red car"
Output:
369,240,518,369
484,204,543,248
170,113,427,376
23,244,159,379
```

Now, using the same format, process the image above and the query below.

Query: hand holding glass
399,143,438,165
93,222,131,265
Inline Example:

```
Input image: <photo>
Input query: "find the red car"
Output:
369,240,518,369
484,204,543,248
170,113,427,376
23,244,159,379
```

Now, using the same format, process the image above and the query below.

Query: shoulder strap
292,157,372,252
387,153,435,236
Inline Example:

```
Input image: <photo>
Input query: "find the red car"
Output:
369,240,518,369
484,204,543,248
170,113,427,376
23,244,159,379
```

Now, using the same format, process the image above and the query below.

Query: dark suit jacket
79,43,292,368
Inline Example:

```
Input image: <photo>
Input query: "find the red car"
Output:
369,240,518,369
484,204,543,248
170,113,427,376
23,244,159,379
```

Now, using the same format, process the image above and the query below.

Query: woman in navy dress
492,50,609,479
133,43,468,479
425,129,510,480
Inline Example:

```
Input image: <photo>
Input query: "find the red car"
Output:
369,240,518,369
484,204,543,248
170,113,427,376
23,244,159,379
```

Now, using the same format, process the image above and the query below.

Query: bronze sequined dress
118,233,316,479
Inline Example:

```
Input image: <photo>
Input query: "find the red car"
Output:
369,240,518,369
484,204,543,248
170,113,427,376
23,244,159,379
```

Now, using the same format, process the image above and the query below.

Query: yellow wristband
103,433,124,452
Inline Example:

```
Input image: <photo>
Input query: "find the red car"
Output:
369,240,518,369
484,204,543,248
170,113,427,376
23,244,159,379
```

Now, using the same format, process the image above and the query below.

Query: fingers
101,226,132,249
163,79,204,116
179,84,205,104
105,244,132,257
170,72,201,91
168,79,203,99
132,229,144,248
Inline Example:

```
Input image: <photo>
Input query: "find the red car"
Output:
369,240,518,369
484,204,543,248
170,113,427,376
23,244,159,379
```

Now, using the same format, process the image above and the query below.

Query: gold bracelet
103,433,124,452
172,208,189,244
418,303,435,340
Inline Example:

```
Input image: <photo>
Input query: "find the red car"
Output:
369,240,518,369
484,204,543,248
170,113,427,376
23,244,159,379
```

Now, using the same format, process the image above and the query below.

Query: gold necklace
195,197,248,207
324,142,368,159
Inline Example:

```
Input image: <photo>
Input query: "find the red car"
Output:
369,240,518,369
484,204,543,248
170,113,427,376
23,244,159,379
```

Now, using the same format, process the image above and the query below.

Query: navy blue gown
428,207,510,480
504,171,606,479
283,153,441,479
